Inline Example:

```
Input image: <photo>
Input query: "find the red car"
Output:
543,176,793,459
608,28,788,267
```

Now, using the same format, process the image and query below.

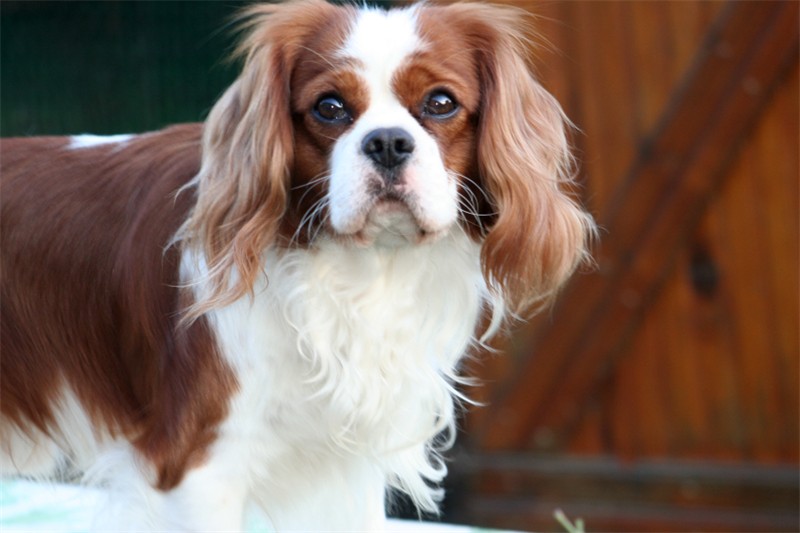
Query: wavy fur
178,2,353,318
446,4,595,314
1,2,595,529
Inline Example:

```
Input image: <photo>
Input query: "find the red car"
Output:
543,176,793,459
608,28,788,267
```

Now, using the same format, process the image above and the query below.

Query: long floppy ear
462,5,596,316
180,1,334,317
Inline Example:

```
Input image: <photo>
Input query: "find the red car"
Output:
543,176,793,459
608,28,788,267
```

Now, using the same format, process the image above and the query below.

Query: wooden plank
629,0,674,134
696,203,749,458
593,65,797,461
719,140,784,461
456,497,799,533
476,1,800,450
759,68,800,462
710,64,800,462
666,248,711,454
448,454,800,532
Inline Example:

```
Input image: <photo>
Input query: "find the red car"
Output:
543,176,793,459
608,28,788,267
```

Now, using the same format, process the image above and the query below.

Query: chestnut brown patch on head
415,3,595,314
409,6,491,239
287,6,363,233
180,0,359,311
291,61,367,241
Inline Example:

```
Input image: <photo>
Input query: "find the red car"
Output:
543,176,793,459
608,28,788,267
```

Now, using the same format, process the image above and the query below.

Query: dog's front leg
90,445,248,532
251,454,388,532
159,460,249,531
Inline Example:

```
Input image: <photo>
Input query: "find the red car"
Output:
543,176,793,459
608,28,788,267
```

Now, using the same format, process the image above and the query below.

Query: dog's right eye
314,95,351,124
422,91,459,119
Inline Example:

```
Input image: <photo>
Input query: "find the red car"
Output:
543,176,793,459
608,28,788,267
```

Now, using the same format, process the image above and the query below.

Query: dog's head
184,0,594,316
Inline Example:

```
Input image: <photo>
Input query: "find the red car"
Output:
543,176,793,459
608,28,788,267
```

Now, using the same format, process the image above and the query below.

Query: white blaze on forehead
340,6,422,99
327,4,459,241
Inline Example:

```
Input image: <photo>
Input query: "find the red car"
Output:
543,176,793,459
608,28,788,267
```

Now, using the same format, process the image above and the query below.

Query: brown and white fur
0,1,594,530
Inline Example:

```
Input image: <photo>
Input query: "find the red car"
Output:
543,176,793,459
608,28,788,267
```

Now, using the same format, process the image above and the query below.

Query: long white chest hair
188,229,497,513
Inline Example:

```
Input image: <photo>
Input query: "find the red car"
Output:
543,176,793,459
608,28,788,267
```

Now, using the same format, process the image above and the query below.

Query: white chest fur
192,230,492,523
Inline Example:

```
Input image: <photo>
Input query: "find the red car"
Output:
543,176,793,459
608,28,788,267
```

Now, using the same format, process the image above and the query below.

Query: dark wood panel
447,454,800,532
455,2,799,530
595,64,800,462
464,0,727,444
473,0,799,452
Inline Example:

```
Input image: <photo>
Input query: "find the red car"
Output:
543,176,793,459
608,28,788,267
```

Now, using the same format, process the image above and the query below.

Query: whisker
290,174,330,236
291,198,320,244
291,195,330,246
306,198,331,244
450,170,498,236
456,192,489,235
448,170,497,214
450,170,494,206
309,210,330,244
290,173,330,191
456,191,480,216
294,183,327,215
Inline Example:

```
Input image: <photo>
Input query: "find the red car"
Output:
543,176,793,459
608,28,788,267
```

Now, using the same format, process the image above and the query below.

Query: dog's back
0,125,231,483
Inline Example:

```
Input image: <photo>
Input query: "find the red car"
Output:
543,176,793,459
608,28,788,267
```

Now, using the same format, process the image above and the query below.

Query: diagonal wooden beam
477,0,799,450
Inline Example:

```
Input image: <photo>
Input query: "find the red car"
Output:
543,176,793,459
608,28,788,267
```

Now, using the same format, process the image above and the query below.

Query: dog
0,1,594,530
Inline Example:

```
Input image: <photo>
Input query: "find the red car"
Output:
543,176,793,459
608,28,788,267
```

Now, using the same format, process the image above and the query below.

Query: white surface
0,479,488,532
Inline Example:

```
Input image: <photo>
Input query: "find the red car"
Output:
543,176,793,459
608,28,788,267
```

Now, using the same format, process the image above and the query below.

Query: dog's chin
342,199,445,248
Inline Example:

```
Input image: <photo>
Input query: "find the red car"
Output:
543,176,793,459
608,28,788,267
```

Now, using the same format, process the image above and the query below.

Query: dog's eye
423,91,458,119
314,95,351,124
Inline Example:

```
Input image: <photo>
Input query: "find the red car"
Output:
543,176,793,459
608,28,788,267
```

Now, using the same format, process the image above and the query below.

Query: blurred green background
1,1,243,136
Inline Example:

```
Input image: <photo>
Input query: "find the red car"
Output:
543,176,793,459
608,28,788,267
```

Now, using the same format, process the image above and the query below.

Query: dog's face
186,0,594,315
288,6,482,247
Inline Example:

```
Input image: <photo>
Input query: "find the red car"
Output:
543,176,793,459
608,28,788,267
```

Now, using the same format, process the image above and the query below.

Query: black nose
361,127,415,172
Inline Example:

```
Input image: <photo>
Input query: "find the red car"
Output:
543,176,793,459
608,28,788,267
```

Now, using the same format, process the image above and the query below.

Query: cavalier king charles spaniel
1,1,594,530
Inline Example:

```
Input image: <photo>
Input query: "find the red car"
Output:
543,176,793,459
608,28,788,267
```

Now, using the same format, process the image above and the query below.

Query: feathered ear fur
179,1,338,318
459,5,596,315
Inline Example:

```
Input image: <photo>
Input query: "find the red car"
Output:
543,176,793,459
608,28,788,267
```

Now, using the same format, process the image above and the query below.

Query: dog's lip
363,197,420,237
329,187,451,246
370,195,410,215
332,195,430,247
346,191,416,230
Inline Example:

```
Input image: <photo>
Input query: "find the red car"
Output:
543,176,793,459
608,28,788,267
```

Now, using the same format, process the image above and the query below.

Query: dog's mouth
342,189,443,247
359,198,422,246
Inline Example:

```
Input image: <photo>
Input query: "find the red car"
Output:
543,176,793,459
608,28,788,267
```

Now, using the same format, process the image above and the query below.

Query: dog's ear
181,1,337,316
456,4,595,316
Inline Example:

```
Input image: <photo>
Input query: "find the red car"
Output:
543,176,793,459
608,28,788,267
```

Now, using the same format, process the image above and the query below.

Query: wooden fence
451,1,799,531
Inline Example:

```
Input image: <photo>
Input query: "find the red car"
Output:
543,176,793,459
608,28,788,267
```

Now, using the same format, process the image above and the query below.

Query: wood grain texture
467,1,799,465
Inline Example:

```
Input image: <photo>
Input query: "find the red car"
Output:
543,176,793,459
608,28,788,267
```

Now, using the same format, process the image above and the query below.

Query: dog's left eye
314,95,351,124
423,91,458,119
